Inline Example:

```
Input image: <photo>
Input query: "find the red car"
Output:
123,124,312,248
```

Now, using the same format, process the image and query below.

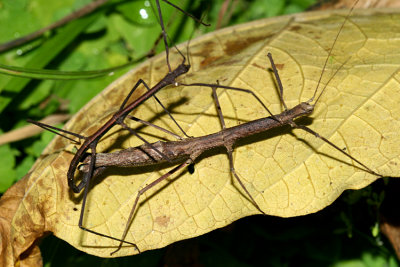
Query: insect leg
141,80,190,138
118,120,172,163
110,159,192,255
77,140,140,251
126,115,182,140
292,122,382,177
120,78,189,138
179,82,278,121
211,84,265,214
267,52,288,111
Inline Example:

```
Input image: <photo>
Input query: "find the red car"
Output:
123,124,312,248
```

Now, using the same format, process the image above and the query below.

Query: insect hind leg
211,84,266,214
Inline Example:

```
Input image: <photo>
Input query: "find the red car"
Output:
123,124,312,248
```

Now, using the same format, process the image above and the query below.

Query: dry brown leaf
1,8,400,264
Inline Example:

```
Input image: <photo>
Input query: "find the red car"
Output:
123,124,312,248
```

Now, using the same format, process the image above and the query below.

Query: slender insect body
81,101,314,170
27,0,212,253
85,8,382,253
25,0,400,257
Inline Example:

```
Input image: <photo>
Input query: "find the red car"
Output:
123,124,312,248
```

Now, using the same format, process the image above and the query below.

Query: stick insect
75,0,393,254
28,0,276,252
33,0,396,257
26,0,203,251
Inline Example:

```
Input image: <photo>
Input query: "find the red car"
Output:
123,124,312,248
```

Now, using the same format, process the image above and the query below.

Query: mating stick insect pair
29,0,384,255
28,0,282,254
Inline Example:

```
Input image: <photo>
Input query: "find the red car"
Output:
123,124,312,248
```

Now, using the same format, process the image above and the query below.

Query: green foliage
0,140,16,192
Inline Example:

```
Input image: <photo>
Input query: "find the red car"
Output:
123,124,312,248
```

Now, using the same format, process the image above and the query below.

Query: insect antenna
162,0,210,27
313,57,350,106
287,0,385,177
182,9,206,70
155,0,210,73
309,0,360,104
26,119,86,144
123,0,209,139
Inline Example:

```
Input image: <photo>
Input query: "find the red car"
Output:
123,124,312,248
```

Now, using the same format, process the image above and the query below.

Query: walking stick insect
30,0,396,258
28,0,279,252
26,0,204,251
72,0,394,254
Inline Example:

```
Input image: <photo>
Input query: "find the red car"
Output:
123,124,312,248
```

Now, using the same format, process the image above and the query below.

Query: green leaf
0,143,16,192
0,10,103,112
15,155,35,181
25,127,57,157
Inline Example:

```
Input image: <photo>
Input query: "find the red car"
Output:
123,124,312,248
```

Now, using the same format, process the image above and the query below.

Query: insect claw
109,241,140,256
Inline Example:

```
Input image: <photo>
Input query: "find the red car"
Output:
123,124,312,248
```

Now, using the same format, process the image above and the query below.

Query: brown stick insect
26,0,206,251
75,0,396,254
27,0,275,252
29,0,398,258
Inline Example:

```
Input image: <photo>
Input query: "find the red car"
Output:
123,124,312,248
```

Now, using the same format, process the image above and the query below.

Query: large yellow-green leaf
1,8,400,264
